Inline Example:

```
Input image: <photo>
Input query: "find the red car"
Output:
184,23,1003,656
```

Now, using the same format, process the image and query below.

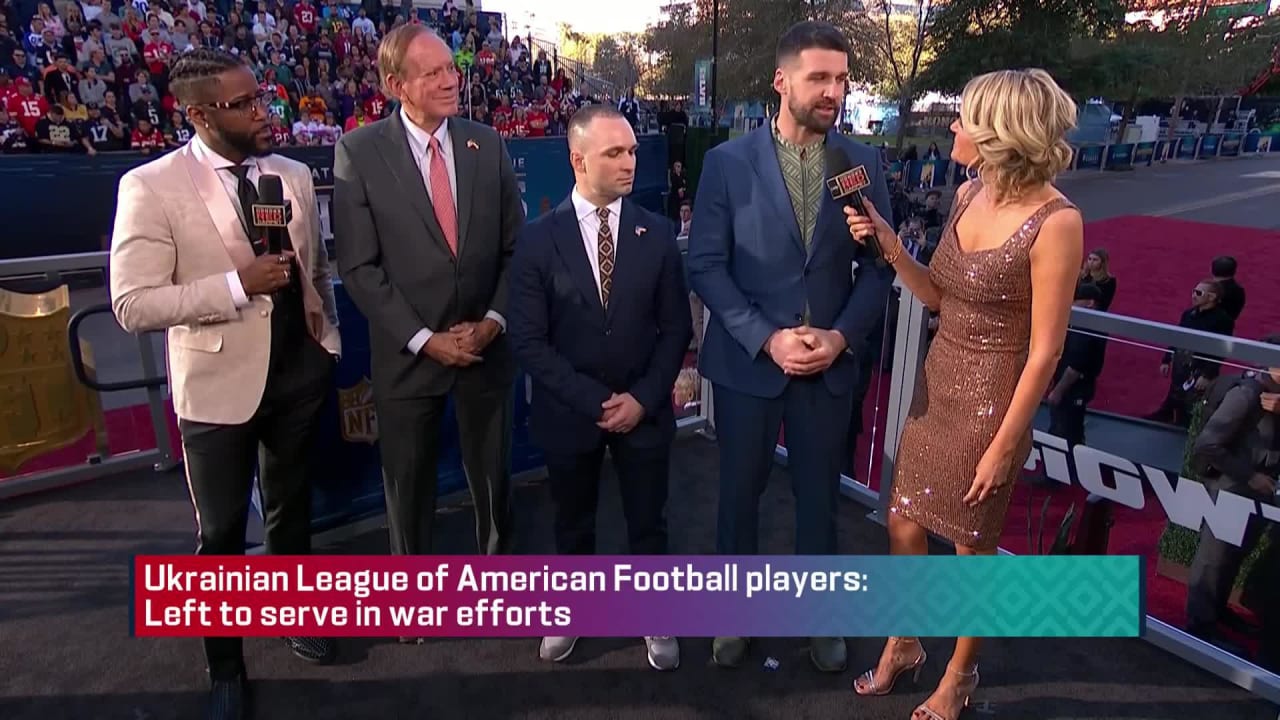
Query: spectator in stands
1212,255,1246,323
129,113,163,152
59,88,85,121
43,51,76,102
0,106,31,152
35,101,92,152
1079,247,1116,312
84,101,125,150
677,200,692,236
6,77,46,135
78,62,106,104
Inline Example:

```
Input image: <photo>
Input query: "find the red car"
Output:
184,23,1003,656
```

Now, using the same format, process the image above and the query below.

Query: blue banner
0,135,670,261
1176,136,1199,160
1076,145,1104,170
1219,133,1242,157
1244,133,1261,153
1200,134,1221,157
1105,143,1134,170
1133,142,1157,166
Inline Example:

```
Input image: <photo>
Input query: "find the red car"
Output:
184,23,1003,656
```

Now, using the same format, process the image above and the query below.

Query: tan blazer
110,143,342,426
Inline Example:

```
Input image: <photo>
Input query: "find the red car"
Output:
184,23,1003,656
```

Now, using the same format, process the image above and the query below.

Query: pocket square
466,139,479,150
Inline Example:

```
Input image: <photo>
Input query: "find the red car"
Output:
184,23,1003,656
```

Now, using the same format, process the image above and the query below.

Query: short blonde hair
377,24,436,95
960,69,1077,203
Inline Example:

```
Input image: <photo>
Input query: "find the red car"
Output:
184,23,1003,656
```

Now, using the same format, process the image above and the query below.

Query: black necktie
226,164,263,255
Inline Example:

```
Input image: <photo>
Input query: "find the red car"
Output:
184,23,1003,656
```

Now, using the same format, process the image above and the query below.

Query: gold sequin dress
889,180,1076,551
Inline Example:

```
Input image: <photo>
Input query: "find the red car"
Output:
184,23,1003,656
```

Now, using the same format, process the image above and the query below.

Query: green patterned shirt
771,117,826,249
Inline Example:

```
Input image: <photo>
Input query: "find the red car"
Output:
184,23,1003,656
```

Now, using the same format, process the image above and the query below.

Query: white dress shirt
570,188,622,305
400,109,505,355
190,134,260,310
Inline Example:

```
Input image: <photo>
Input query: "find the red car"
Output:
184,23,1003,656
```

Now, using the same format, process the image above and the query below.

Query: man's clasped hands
766,326,848,376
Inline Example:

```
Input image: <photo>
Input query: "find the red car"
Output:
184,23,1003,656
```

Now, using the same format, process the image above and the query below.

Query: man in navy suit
686,21,895,671
509,104,693,671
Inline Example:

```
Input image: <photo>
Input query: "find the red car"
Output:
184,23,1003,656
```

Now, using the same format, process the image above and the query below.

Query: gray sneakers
644,636,680,671
538,636,680,670
538,636,578,662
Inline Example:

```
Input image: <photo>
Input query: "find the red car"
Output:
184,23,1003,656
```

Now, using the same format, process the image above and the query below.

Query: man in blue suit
686,21,895,671
509,105,693,671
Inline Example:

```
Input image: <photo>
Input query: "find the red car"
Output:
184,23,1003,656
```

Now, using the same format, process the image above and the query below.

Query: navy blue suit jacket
509,196,694,456
686,126,895,399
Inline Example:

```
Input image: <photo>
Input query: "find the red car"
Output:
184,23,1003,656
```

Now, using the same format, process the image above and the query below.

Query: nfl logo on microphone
827,166,870,198
251,204,287,227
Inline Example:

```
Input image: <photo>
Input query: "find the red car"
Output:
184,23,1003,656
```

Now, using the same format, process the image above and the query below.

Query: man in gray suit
334,25,524,574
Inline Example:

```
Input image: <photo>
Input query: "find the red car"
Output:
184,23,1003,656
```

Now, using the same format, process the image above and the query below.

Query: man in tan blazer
109,48,339,720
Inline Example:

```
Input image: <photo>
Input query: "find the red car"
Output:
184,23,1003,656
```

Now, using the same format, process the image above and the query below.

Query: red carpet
1082,216,1280,418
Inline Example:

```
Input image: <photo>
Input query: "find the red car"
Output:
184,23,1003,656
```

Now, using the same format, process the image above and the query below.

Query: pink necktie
427,135,458,256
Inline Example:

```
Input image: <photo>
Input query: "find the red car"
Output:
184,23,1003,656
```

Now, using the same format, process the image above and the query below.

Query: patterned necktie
596,206,614,308
427,135,458,256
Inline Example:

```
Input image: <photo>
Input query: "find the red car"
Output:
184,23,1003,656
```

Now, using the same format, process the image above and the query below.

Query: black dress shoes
284,636,336,664
206,674,249,720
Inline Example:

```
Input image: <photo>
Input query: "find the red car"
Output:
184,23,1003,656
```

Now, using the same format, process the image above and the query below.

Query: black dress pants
178,338,333,680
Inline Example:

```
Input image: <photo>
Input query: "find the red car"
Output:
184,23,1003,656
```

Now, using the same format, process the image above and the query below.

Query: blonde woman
845,69,1084,720
1079,247,1117,311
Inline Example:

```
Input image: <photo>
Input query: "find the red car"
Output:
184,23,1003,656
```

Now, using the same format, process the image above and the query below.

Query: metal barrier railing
0,252,179,501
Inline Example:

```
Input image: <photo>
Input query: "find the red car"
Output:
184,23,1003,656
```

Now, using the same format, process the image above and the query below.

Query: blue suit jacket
508,196,694,456
686,126,895,399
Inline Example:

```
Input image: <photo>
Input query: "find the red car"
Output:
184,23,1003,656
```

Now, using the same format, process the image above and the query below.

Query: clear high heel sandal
912,664,980,720
852,637,927,696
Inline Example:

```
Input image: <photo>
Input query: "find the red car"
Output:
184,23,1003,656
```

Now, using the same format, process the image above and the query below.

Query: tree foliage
920,0,1127,97
643,0,879,107
557,25,647,95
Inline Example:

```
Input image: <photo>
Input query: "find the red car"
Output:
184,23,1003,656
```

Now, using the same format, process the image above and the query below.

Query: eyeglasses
205,90,270,114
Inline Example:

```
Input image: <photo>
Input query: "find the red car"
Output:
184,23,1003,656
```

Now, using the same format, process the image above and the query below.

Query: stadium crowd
0,0,604,154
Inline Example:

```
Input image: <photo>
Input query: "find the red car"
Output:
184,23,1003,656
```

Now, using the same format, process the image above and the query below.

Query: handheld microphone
251,174,288,256
824,146,881,261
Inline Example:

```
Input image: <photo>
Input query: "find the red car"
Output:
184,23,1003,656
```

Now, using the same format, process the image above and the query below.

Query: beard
221,126,271,158
789,97,839,134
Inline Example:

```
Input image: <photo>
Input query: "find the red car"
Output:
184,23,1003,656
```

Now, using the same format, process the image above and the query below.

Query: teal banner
1176,136,1199,160
692,59,712,112
1105,143,1134,169
1200,134,1221,157
1134,141,1157,166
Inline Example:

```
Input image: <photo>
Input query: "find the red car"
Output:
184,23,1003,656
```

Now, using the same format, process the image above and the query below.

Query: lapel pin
466,139,479,150
635,226,647,236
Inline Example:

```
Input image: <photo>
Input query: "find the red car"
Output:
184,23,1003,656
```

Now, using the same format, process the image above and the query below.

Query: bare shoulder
1030,199,1084,265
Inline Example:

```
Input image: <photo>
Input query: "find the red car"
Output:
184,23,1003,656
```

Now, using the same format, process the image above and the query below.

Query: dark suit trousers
545,437,670,556
178,338,333,681
376,366,514,556
1187,477,1270,632
713,376,854,555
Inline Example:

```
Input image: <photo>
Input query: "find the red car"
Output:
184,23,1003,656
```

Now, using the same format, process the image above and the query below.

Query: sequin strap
1022,197,1077,249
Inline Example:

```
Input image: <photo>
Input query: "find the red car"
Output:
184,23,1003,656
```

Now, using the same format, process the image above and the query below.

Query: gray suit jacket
334,113,525,399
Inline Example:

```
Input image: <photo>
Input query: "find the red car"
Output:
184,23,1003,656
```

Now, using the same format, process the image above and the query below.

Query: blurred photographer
1186,334,1280,661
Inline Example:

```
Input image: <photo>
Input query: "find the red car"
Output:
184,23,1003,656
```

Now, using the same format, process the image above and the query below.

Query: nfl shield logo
338,377,378,444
